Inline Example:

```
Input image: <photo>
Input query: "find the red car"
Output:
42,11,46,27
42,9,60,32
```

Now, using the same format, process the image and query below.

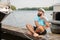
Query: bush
11,5,16,10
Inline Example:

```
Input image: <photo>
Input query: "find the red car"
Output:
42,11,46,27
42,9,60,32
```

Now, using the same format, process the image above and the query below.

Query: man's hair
38,8,45,13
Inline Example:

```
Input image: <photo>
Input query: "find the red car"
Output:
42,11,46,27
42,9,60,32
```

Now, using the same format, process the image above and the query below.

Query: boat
50,3,60,34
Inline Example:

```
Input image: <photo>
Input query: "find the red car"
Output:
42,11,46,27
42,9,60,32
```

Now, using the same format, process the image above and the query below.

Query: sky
1,0,60,9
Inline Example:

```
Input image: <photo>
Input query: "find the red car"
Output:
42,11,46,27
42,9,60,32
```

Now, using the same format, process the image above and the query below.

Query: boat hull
50,21,60,34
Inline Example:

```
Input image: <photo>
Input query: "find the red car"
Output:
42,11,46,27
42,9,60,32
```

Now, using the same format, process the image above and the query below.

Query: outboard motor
51,3,60,34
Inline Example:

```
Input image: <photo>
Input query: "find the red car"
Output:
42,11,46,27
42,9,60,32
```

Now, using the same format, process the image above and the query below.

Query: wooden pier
1,24,60,40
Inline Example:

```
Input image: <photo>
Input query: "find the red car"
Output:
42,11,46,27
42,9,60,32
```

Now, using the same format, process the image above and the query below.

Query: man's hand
45,26,49,29
45,22,50,28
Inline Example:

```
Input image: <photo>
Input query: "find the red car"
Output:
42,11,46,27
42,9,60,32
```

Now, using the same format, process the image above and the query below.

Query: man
26,8,50,37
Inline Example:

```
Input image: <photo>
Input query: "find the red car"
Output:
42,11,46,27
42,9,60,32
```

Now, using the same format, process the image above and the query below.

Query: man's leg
27,31,33,36
26,24,39,37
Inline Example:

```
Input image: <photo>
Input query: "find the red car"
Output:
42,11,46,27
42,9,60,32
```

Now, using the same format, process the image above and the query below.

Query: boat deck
1,24,60,40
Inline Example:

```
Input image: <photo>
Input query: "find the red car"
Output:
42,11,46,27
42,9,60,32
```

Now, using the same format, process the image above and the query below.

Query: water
2,10,53,28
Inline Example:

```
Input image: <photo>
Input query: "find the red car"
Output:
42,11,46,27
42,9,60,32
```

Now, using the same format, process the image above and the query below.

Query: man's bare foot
33,33,39,37
38,35,44,38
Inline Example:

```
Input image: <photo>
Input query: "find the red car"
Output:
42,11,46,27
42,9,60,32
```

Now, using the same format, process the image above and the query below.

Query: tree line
17,6,53,11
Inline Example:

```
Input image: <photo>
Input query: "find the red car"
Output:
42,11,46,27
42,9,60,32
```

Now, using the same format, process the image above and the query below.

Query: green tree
49,6,53,10
11,5,16,10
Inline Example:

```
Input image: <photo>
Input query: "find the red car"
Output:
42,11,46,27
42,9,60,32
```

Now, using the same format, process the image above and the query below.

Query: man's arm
43,17,50,28
45,21,50,28
34,21,42,27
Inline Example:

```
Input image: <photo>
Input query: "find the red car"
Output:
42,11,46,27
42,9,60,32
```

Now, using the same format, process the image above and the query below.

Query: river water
2,10,53,28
